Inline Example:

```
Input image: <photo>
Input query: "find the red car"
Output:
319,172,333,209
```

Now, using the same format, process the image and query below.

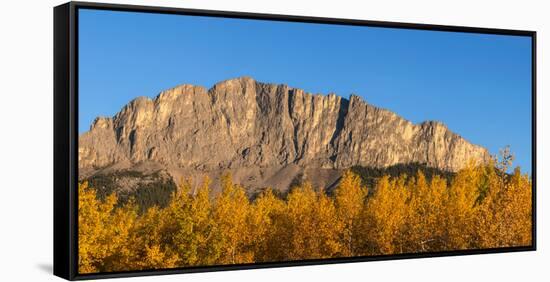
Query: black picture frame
54,1,537,280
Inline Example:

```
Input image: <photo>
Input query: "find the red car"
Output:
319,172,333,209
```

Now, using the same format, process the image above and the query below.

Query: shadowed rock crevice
330,97,349,147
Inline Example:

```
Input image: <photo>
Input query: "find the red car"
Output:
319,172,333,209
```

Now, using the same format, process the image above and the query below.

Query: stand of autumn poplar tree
78,156,532,273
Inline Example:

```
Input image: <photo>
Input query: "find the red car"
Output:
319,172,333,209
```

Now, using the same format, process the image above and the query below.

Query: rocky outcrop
79,77,489,178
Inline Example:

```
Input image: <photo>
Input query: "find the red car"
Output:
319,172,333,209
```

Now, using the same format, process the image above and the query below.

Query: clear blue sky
78,8,533,173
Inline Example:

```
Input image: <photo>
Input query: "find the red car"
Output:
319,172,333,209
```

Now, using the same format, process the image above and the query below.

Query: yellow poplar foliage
78,182,137,273
335,170,367,256
210,173,253,264
78,161,532,273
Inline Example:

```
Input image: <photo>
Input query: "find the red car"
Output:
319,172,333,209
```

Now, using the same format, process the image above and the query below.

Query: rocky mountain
79,76,489,192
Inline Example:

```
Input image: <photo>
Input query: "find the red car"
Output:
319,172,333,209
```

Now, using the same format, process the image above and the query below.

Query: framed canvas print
54,1,536,280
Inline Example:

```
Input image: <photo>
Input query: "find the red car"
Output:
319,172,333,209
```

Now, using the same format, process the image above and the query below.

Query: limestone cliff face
79,77,489,174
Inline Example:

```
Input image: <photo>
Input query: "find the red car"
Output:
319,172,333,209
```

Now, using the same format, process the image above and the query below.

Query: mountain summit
79,77,489,190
